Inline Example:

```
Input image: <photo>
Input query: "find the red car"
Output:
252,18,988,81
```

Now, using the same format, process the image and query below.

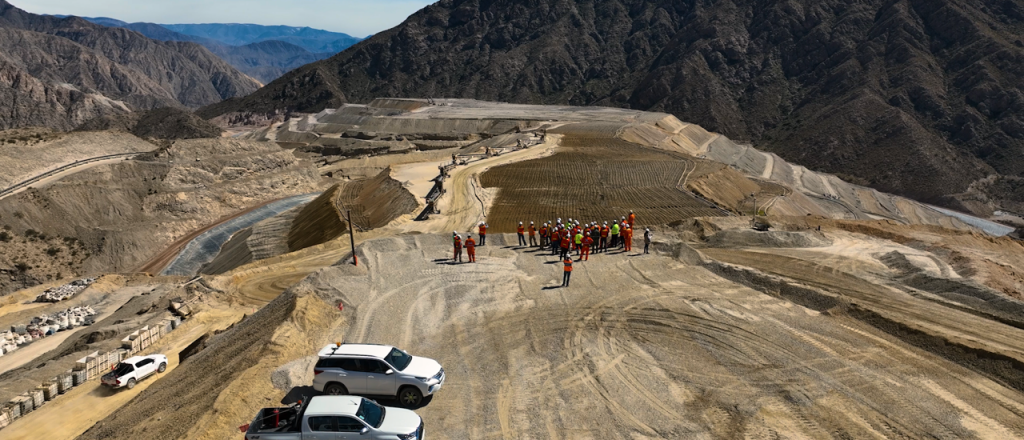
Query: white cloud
12,0,435,37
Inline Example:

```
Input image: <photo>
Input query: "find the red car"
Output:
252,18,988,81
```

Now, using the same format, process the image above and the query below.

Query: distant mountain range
204,0,1024,216
76,18,363,83
0,0,260,131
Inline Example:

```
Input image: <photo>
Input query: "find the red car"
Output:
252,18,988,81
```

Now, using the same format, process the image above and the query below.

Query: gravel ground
76,233,1024,439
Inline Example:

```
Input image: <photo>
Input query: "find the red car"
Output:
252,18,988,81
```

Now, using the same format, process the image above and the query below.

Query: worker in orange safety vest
465,234,477,263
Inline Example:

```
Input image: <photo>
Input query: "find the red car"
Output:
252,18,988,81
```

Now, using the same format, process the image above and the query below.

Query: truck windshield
385,348,413,371
113,363,134,376
357,398,384,428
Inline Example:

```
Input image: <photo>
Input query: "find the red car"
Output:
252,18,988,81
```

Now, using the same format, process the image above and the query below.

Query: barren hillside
203,0,1024,215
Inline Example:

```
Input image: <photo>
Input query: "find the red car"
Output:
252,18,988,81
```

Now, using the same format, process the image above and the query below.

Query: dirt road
307,234,1024,439
0,307,242,439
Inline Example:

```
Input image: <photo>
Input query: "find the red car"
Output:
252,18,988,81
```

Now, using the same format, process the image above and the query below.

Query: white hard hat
519,221,523,225
530,221,534,224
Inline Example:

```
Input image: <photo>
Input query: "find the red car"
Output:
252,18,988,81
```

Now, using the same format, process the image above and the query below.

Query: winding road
0,153,141,200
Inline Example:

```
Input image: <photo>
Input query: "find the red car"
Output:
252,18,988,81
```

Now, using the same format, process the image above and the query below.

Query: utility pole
347,210,357,266
751,192,757,221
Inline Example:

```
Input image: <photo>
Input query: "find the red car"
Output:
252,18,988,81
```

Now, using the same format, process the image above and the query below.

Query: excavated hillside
203,168,418,274
202,0,1024,215
74,108,223,140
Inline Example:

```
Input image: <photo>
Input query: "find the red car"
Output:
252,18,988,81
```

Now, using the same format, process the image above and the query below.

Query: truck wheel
324,383,348,395
398,387,423,408
126,378,137,390
158,363,167,373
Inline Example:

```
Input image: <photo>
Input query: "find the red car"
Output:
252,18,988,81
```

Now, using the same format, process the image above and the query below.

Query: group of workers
450,210,655,288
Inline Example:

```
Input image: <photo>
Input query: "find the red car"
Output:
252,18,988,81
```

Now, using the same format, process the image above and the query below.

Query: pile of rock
34,278,96,303
0,306,97,356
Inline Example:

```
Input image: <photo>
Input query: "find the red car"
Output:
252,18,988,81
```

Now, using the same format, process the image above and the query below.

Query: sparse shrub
0,231,10,242
24,229,38,238
45,247,61,256
14,262,30,272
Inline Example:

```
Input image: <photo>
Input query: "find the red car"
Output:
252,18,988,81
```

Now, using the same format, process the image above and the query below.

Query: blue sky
13,0,436,37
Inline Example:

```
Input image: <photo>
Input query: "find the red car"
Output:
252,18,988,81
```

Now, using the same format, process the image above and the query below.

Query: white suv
312,343,445,407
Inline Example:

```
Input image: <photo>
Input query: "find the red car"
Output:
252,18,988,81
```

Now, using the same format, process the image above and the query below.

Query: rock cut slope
203,0,1024,215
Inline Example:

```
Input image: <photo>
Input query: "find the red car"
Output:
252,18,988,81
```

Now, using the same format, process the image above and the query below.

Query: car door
336,416,370,440
305,416,344,440
134,359,154,378
339,359,370,394
363,359,397,396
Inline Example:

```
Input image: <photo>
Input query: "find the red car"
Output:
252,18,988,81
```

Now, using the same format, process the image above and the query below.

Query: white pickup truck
243,396,423,440
101,354,167,390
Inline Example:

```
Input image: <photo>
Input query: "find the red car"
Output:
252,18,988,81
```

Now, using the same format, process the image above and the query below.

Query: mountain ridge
0,0,260,130
203,0,1024,215
75,17,358,83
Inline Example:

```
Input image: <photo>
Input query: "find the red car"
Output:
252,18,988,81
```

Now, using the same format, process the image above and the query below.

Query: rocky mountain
159,23,363,53
0,0,261,130
205,0,1024,214
79,18,343,83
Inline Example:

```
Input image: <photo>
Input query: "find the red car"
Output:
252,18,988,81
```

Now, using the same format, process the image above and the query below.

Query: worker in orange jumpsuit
628,210,636,228
478,222,488,246
581,234,593,261
560,232,571,260
453,232,463,263
562,256,573,287
465,234,477,263
517,222,527,246
623,226,633,252
528,221,538,247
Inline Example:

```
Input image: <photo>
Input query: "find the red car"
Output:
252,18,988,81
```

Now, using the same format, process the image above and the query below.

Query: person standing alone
562,256,573,287
478,222,488,246
644,228,652,254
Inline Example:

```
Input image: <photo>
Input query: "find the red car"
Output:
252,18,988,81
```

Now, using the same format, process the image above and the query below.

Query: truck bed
249,406,303,434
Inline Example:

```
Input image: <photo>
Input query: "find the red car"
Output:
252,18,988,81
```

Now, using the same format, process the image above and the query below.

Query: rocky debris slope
0,0,260,130
75,108,223,140
204,0,1024,215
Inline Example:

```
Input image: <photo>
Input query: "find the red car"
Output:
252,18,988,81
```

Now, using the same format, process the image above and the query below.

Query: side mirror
361,427,370,434
385,369,394,375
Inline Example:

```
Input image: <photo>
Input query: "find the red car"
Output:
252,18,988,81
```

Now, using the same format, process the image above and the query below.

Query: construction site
1,99,1023,439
